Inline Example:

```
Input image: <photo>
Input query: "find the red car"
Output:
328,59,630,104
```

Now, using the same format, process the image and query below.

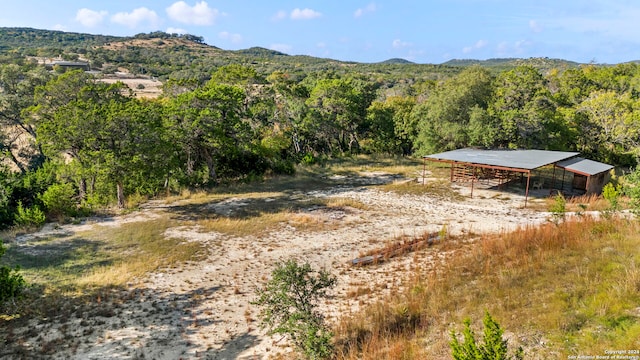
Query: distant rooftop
424,148,580,171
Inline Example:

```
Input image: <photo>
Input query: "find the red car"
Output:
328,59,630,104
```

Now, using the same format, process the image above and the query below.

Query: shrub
549,192,566,223
0,242,26,303
623,167,640,215
602,182,621,212
13,201,46,227
252,260,337,359
39,182,77,220
450,311,523,360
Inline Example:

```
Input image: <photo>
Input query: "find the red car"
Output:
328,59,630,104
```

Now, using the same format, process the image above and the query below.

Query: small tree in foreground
252,260,337,359
450,311,523,360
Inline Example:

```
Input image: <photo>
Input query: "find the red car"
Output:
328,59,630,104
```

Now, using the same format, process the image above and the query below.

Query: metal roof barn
424,148,579,171
423,148,582,207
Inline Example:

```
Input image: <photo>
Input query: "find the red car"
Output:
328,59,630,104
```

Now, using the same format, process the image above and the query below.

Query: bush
39,182,77,220
549,192,566,224
450,311,523,360
602,182,622,213
623,167,640,215
13,201,46,227
0,242,26,303
252,260,337,359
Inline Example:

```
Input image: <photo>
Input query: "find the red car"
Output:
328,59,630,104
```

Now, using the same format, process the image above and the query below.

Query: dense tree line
2,57,640,228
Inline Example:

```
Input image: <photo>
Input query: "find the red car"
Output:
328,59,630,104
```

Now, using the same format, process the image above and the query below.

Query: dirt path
4,177,551,359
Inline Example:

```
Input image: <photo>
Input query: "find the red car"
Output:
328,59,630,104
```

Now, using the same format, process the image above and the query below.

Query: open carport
423,148,583,206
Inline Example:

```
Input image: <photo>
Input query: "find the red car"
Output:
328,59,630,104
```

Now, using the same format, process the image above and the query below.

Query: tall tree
30,71,167,207
0,64,51,172
490,65,561,149
578,90,639,163
165,80,248,184
414,66,494,154
305,77,375,154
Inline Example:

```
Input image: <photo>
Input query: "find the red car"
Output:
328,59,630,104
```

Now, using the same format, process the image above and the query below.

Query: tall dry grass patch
334,217,640,359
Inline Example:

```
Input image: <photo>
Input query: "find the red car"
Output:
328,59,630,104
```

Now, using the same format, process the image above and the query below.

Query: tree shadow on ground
207,331,263,360
165,171,397,223
1,284,229,359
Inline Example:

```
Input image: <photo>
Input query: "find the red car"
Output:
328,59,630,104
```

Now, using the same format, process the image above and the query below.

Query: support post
524,171,531,208
470,167,476,198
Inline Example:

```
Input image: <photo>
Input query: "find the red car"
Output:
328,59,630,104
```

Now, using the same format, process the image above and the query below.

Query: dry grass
334,216,640,359
4,215,203,295
194,196,368,237
76,216,203,288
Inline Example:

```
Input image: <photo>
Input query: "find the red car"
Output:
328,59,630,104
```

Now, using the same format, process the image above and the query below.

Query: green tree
450,312,523,360
0,64,51,172
305,77,375,154
31,71,169,207
29,70,107,200
490,65,561,149
165,80,249,184
414,66,494,154
253,260,337,359
364,96,417,155
267,71,310,156
578,90,639,163
96,97,169,207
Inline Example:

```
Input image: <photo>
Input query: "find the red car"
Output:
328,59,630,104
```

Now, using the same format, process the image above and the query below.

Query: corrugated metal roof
556,157,614,176
424,148,580,170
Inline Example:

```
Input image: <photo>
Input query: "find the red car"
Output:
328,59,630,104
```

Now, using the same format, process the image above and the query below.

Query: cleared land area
2,158,636,359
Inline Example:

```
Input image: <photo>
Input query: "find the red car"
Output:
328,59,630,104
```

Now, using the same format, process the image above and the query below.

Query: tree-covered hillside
1,27,640,229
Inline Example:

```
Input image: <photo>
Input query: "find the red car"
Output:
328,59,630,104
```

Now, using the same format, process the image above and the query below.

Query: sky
2,0,640,64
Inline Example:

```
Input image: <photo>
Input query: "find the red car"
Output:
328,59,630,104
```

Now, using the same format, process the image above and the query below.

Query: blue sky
2,1,640,64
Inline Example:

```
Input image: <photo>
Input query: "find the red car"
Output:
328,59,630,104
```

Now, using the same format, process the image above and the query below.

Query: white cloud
53,24,67,31
290,8,322,20
529,19,543,33
354,3,377,18
111,7,159,28
271,10,288,22
270,43,292,53
166,27,188,34
75,8,108,28
166,1,219,25
219,31,243,44
463,39,488,54
392,39,411,49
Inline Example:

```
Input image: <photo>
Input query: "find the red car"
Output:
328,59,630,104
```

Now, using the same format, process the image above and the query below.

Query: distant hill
0,27,591,82
379,58,415,65
233,47,289,57
443,57,581,72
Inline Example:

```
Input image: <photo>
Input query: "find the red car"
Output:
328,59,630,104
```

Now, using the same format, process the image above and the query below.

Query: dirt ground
3,173,553,359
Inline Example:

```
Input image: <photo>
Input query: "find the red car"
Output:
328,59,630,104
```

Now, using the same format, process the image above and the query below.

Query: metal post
470,167,475,198
524,171,531,208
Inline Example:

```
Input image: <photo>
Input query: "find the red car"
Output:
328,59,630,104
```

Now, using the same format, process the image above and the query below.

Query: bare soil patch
1,173,551,359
